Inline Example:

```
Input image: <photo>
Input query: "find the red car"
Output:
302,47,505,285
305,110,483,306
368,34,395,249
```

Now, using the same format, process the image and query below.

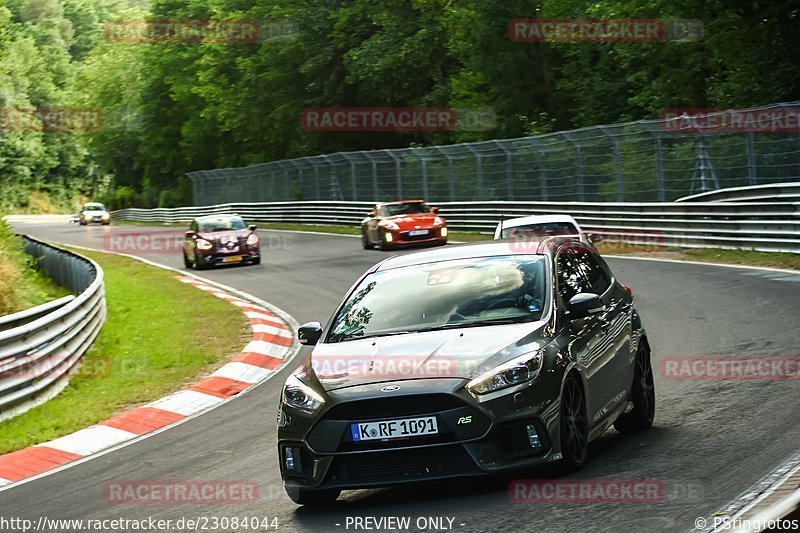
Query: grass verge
0,219,71,315
0,248,249,455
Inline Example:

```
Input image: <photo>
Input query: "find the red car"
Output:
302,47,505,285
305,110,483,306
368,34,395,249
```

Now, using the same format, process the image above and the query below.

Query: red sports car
360,200,448,250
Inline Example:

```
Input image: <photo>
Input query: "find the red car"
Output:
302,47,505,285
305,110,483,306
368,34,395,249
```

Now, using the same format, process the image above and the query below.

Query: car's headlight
466,351,542,395
101,213,110,219
282,373,325,413
246,233,259,246
380,221,400,231
433,216,445,226
83,213,91,219
196,238,213,250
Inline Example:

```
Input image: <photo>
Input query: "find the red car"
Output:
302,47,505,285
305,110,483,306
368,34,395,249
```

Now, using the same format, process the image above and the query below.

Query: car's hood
303,321,547,391
386,213,441,230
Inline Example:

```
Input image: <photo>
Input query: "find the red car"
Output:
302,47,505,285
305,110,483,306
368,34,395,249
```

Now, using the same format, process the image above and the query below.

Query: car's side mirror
298,322,323,346
249,224,257,231
368,210,377,217
588,233,603,244
567,293,604,320
430,206,439,213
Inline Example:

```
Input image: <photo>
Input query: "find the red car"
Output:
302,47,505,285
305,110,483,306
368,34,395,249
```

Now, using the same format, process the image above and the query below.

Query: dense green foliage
0,0,797,209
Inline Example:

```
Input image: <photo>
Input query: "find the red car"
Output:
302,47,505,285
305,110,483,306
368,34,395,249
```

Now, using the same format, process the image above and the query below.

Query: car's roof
374,237,585,271
83,202,105,207
377,199,425,206
499,214,579,228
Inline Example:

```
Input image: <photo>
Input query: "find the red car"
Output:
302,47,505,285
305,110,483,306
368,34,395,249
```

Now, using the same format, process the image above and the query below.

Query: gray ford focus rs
277,237,654,505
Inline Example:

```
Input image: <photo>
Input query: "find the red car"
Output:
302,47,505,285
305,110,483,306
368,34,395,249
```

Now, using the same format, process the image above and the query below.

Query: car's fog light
284,447,300,471
526,424,541,449
385,233,393,242
441,227,448,237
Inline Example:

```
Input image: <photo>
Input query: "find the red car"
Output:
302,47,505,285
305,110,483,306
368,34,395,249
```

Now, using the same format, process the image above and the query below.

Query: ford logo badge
380,385,400,392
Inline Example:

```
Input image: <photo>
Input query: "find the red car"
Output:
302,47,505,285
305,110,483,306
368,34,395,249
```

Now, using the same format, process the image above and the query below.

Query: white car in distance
493,214,599,246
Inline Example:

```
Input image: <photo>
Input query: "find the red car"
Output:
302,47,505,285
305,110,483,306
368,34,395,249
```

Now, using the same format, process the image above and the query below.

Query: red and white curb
0,276,297,488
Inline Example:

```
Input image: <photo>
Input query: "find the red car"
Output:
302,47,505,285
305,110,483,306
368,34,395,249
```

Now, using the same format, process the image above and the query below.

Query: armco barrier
112,200,800,253
0,236,106,421
677,181,800,204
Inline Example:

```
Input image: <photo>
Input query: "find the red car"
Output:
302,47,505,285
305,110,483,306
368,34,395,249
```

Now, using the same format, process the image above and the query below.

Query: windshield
328,255,548,342
502,222,579,240
380,202,429,217
83,204,106,211
198,217,247,232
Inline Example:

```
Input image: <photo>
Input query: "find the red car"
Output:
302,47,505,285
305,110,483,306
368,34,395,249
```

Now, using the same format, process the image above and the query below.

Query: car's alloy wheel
183,252,193,269
614,342,655,433
560,374,588,471
284,486,341,506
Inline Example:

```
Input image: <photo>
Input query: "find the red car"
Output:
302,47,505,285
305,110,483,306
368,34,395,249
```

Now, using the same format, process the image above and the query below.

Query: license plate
222,256,243,263
351,416,438,442
408,230,429,236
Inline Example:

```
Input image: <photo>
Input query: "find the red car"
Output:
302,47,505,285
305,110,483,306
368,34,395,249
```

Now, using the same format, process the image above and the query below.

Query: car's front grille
402,230,435,241
340,445,478,481
322,394,465,421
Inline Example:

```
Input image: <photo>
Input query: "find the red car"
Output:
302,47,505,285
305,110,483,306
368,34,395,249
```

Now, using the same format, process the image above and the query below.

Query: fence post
311,159,321,200
364,152,379,200
600,126,624,201
386,150,402,199
746,131,757,185
654,132,666,202
562,132,585,201
494,140,514,200
465,145,483,198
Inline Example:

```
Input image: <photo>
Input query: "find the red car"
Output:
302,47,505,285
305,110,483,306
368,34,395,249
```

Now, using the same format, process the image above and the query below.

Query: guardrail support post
746,131,757,186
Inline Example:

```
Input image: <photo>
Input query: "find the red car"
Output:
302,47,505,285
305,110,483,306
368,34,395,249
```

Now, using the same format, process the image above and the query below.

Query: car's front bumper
384,228,448,247
277,377,563,491
196,248,260,267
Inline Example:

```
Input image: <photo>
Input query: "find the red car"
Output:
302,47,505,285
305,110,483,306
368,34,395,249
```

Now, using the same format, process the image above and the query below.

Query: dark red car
360,200,448,250
183,215,261,269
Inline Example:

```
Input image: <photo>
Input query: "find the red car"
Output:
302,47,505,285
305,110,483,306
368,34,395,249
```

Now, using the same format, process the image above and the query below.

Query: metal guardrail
187,102,800,205
677,181,800,203
112,200,800,253
0,237,106,420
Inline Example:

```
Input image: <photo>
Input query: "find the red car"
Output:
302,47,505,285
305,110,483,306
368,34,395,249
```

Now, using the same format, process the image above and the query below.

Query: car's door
555,247,617,426
572,249,633,420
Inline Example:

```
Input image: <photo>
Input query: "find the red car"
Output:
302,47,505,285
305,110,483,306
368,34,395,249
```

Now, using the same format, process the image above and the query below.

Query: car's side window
575,251,612,295
556,252,590,304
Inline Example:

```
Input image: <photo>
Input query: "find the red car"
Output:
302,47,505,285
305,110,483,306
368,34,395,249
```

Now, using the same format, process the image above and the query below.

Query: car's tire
194,252,208,270
251,256,261,265
361,231,372,250
284,486,341,506
614,342,655,434
183,252,193,269
559,374,588,472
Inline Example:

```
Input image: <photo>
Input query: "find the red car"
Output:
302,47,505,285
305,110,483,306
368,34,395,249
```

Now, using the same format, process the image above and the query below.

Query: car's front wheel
194,252,208,270
284,486,341,506
183,251,193,269
379,230,392,251
614,342,655,434
361,231,372,250
559,374,588,472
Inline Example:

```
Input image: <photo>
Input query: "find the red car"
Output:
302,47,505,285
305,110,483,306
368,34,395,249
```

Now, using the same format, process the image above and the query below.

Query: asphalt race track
3,221,800,532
